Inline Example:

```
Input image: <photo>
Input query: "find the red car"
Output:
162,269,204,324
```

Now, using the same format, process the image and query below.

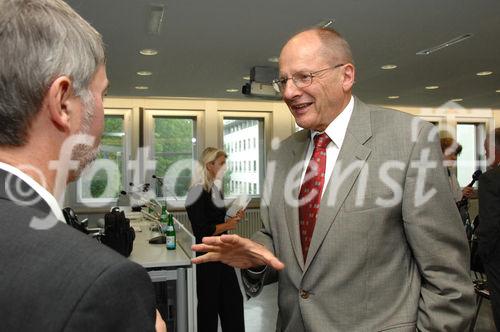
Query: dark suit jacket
0,170,156,331
478,165,500,260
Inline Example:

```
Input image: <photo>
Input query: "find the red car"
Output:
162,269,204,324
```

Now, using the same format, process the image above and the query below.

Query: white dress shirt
0,161,65,222
300,95,354,197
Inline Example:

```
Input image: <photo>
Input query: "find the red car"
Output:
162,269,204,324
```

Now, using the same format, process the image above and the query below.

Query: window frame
218,111,271,204
143,109,204,206
454,119,490,187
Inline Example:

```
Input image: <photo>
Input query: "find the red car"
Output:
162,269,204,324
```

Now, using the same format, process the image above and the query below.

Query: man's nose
282,80,302,100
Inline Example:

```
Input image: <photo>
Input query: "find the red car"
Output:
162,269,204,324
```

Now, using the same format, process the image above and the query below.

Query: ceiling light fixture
137,71,153,76
242,75,250,81
139,49,158,56
476,71,493,76
450,98,463,102
315,19,334,28
226,89,239,93
416,33,473,55
267,57,279,63
387,96,400,99
381,64,398,70
496,89,500,93
135,86,149,90
425,85,439,90
147,5,165,35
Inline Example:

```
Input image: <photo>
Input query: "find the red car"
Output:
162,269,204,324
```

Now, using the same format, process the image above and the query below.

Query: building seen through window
223,118,264,197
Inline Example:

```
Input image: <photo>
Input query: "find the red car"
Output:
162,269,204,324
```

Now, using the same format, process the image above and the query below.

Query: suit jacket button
300,289,309,299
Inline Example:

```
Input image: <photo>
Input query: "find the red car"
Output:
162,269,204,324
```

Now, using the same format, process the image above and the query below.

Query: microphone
466,170,483,188
457,170,482,207
152,174,164,186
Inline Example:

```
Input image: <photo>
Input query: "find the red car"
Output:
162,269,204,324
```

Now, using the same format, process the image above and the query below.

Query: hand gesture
462,187,474,199
225,216,239,231
235,208,245,220
192,234,285,271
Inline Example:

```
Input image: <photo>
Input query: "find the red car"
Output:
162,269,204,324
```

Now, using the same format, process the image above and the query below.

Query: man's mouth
291,102,313,114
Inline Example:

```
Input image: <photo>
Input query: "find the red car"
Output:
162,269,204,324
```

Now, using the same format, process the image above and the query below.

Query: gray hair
0,0,105,146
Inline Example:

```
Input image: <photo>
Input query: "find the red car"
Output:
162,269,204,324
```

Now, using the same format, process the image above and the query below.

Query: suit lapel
304,98,373,270
283,130,310,271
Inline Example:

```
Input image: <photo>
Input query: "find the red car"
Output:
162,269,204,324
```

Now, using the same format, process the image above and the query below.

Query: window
152,117,197,199
222,117,265,197
142,109,203,205
75,111,130,206
456,123,486,187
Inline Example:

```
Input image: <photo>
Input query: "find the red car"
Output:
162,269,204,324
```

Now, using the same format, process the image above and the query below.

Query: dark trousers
196,262,245,332
483,247,500,330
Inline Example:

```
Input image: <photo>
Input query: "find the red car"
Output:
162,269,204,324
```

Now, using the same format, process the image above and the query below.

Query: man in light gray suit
0,0,164,330
192,28,474,331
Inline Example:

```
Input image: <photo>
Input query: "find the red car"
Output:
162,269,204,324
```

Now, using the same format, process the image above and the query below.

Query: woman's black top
185,184,227,245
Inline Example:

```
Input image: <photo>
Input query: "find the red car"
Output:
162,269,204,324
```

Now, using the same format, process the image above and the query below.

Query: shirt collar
0,161,65,222
310,95,355,148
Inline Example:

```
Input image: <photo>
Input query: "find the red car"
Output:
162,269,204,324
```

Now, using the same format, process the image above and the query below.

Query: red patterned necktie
299,133,331,261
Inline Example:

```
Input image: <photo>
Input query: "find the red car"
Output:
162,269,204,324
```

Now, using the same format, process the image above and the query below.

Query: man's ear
341,64,355,92
46,76,75,131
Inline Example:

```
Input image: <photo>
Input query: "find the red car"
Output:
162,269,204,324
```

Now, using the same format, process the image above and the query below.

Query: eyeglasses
272,64,345,93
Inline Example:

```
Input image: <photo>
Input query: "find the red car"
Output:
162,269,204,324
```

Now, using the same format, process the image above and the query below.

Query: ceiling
67,0,500,109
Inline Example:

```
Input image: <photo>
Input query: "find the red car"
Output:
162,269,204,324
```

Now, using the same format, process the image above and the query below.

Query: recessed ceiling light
226,89,239,93
242,75,250,80
496,89,500,93
425,85,439,90
387,96,399,99
476,71,493,76
381,64,398,70
137,71,153,76
139,49,158,56
450,98,463,102
268,56,279,63
135,86,149,90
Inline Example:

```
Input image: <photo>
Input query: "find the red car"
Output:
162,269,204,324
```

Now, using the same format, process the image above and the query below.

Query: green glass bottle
166,213,176,250
159,205,168,233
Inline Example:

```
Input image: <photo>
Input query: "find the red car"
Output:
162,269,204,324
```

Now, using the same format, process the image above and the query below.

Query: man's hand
155,309,167,332
462,187,474,199
191,234,285,271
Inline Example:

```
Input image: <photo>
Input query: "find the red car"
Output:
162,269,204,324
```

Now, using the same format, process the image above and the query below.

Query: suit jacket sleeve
478,169,500,259
63,259,156,331
402,123,474,331
241,153,279,297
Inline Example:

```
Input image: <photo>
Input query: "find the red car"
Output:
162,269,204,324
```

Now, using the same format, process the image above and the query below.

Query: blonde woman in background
185,147,245,332
440,137,474,202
